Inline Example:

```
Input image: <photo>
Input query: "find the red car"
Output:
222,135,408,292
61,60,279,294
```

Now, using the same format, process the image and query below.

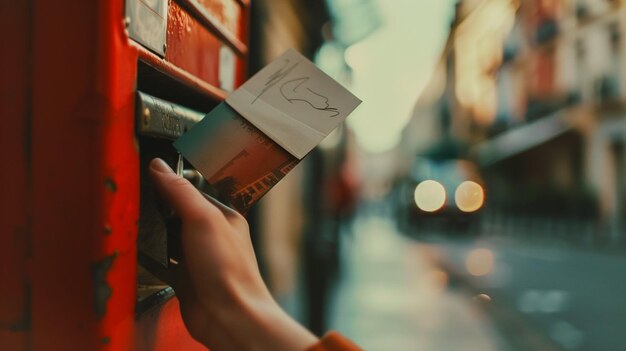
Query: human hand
149,158,317,351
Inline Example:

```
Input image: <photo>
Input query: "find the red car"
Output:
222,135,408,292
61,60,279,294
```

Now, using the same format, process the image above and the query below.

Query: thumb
149,158,219,221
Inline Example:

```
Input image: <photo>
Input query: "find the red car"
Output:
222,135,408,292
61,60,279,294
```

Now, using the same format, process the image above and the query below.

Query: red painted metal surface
196,0,242,39
135,299,205,350
167,1,247,89
136,43,228,101
178,0,247,55
0,1,30,349
167,1,223,88
28,1,138,349
0,0,249,350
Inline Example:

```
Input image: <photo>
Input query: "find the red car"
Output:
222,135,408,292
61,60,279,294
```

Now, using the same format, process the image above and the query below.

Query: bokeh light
473,293,492,303
454,181,485,212
414,180,446,212
465,248,495,276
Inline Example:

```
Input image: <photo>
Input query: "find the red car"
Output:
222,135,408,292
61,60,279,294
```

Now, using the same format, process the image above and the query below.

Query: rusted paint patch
104,178,118,192
91,253,117,319
7,283,31,331
99,336,111,344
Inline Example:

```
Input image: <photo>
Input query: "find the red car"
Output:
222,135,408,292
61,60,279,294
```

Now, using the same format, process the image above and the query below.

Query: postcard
174,49,361,213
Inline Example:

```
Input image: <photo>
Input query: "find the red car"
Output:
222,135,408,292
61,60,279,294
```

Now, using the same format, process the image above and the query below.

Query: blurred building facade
407,0,626,241
245,0,328,325
248,0,363,335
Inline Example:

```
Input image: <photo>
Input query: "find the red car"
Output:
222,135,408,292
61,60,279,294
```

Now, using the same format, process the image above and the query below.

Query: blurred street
327,204,511,351
325,203,626,351
422,228,626,351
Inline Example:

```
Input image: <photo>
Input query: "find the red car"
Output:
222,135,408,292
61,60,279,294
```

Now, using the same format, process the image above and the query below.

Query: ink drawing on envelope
174,49,361,213
226,49,361,159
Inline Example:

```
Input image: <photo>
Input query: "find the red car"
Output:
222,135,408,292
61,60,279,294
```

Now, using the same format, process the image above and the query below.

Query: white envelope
226,49,362,159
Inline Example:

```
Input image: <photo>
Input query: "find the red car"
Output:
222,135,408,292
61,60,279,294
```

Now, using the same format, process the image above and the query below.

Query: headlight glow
414,180,446,212
454,181,484,212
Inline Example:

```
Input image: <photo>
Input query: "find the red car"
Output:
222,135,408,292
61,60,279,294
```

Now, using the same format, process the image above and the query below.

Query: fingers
201,193,245,220
149,158,220,222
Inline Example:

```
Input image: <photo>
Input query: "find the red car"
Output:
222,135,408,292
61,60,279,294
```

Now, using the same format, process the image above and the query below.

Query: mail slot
133,68,226,347
135,91,203,312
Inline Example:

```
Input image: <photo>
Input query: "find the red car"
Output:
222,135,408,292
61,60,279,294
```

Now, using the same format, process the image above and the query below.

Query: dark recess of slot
138,138,179,268
136,60,220,112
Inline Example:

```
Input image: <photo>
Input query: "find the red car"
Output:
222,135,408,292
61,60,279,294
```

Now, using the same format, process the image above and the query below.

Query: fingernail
150,158,173,173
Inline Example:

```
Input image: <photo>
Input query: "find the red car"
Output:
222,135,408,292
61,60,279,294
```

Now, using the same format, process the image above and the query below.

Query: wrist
253,298,318,351
217,291,318,351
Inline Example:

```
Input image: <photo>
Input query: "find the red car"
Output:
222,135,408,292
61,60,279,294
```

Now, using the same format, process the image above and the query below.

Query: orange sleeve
305,332,362,351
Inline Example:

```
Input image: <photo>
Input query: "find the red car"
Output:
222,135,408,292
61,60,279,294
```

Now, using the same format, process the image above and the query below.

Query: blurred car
395,157,486,233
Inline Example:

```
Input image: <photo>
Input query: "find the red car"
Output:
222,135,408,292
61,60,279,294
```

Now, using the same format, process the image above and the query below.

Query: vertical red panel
30,0,101,347
0,1,31,348
29,1,138,350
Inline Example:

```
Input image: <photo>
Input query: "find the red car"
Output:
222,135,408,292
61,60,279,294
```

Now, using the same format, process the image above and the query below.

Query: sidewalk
328,212,510,351
426,232,626,351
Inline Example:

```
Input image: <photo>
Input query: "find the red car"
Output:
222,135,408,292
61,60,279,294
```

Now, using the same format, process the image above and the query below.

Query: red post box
1,1,250,350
